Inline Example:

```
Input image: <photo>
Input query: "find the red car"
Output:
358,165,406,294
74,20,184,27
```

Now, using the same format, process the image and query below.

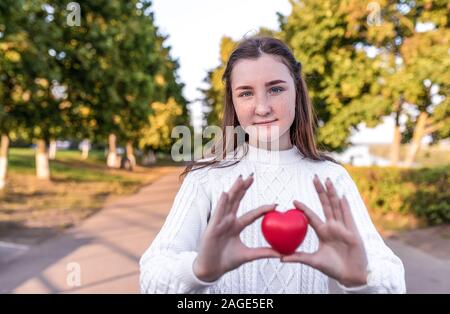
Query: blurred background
0,0,449,293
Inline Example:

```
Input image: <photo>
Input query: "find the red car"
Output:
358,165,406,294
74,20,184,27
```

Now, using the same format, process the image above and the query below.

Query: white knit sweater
139,143,406,294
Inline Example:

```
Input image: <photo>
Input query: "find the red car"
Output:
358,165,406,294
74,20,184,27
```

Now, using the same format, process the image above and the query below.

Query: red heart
261,208,309,255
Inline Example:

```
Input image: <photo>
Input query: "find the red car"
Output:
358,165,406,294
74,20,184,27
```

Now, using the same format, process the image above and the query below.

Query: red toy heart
261,208,309,255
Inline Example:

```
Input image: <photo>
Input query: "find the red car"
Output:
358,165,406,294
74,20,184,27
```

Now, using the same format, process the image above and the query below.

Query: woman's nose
254,95,272,116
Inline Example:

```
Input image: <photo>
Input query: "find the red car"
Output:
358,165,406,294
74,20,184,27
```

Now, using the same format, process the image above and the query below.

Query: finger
293,200,324,232
242,247,281,262
280,252,318,268
226,175,245,211
210,192,229,224
230,174,254,214
340,195,358,233
238,203,278,229
325,177,344,223
313,174,334,221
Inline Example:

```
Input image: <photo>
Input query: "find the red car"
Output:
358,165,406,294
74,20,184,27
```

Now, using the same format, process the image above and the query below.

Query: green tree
1,0,63,180
51,0,189,167
282,0,449,165
1,0,190,186
0,0,28,188
281,0,390,152
138,97,183,153
343,0,449,166
396,27,449,167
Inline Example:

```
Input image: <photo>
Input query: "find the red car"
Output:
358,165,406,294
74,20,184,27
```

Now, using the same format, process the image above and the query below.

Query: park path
1,167,449,293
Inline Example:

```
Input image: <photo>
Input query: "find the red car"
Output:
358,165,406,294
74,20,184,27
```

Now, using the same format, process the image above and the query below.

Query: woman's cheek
235,106,253,127
274,95,291,115
282,93,296,116
275,99,295,130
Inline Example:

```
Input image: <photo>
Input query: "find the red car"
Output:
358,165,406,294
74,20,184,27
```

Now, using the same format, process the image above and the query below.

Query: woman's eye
239,91,253,97
238,87,283,97
269,86,284,94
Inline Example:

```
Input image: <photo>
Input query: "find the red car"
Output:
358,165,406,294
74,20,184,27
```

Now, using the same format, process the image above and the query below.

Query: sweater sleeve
334,167,406,294
139,169,219,293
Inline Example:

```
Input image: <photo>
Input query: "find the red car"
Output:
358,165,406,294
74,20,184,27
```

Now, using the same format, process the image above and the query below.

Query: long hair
180,36,339,180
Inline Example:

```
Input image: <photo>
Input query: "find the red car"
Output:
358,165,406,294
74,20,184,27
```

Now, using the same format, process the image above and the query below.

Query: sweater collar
230,142,304,165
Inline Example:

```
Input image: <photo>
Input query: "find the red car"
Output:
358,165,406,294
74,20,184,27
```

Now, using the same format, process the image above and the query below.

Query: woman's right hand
193,173,281,282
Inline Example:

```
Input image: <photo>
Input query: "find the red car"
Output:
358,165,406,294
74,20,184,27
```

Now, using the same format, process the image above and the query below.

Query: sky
151,0,423,145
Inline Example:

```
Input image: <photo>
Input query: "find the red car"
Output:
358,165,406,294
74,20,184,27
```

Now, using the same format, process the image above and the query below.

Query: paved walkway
1,167,449,293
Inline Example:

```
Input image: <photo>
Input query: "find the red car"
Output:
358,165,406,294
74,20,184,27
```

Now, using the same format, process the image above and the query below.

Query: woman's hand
193,173,281,282
281,174,369,287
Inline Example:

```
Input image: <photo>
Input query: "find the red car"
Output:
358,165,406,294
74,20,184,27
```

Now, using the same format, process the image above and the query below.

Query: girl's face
231,53,296,150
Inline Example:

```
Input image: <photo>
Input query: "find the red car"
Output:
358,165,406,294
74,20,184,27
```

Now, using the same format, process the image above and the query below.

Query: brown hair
179,36,339,181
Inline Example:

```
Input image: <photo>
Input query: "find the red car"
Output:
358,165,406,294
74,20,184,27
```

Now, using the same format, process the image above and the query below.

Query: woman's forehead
231,55,291,87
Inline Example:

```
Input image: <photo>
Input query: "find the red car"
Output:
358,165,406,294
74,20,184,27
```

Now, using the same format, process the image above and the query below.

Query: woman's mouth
253,119,278,126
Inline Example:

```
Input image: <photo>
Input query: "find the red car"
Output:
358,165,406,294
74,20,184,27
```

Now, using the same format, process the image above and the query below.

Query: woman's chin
246,125,282,142
249,134,283,146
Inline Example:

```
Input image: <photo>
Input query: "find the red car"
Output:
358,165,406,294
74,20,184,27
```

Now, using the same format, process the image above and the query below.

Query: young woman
140,36,406,294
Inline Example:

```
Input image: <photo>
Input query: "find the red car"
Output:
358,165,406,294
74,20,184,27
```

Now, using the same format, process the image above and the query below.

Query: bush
345,164,450,230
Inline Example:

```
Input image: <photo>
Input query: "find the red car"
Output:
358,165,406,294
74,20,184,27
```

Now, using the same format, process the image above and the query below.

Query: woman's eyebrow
235,80,287,90
265,79,287,87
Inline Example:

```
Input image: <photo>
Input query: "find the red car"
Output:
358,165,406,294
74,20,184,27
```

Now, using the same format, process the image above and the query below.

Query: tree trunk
404,111,428,168
80,139,90,160
49,139,57,160
390,110,401,166
126,141,136,170
36,139,50,180
0,134,9,190
107,133,118,168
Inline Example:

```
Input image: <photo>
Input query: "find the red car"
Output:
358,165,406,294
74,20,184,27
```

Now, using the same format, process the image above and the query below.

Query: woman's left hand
281,174,368,287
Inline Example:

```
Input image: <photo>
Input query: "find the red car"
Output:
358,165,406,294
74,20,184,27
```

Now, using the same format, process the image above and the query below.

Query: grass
0,148,184,244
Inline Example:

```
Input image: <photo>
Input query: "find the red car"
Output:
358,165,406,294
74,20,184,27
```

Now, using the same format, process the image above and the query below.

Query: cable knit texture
139,143,406,294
